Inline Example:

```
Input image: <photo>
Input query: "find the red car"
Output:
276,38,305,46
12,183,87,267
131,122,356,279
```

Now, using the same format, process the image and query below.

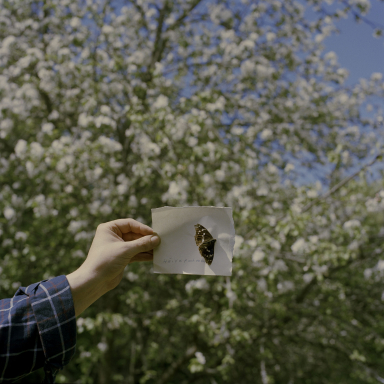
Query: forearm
66,269,109,317
0,277,77,382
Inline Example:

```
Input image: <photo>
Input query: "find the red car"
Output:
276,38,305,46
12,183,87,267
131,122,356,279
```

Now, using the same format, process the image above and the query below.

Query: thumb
122,234,161,258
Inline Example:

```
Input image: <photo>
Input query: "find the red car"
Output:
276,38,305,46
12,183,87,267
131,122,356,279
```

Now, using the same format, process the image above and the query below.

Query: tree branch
166,0,203,32
149,1,171,70
291,232,382,307
131,0,149,32
245,152,383,240
301,153,383,213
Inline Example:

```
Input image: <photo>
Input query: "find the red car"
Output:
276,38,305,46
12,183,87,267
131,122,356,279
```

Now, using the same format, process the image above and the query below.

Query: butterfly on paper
194,224,216,265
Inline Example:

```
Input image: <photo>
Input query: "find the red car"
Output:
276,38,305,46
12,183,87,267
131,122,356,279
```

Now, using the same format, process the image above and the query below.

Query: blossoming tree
1,0,384,383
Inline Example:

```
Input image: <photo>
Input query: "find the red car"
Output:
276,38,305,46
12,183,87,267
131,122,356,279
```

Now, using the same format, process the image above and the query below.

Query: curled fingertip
150,234,161,246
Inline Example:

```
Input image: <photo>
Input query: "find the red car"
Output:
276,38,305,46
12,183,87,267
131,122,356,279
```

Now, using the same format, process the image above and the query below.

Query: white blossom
215,169,226,182
56,155,75,173
267,163,278,174
313,265,328,275
185,278,209,293
153,95,169,109
377,260,384,271
3,207,15,220
273,260,288,272
126,272,138,282
97,342,108,352
0,2,383,378
260,128,273,140
190,124,201,134
100,105,111,115
290,203,302,214
26,161,34,177
68,220,88,234
270,239,280,250
348,240,359,250
343,220,361,230
99,204,112,215
70,208,79,217
195,352,206,365
94,115,115,129
137,134,161,156
15,231,28,241
303,273,314,283
364,268,372,279
74,231,92,241
371,72,382,82
309,236,319,244
101,24,115,35
117,183,128,195
98,136,122,152
277,281,294,292
307,190,318,198
78,113,91,127
256,64,274,78
0,119,13,138
252,249,265,263
88,200,101,215
1,35,16,52
284,163,295,172
257,278,267,291
266,32,276,42
30,142,44,159
231,126,244,135
15,139,27,158
129,195,137,207
187,137,198,147
162,179,188,203
42,122,54,134
234,235,244,254
64,185,73,193
256,186,269,196
291,238,306,254
70,17,82,28
240,60,255,76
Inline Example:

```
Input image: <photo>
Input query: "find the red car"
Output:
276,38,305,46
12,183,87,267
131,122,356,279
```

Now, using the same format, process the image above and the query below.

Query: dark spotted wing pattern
194,224,216,265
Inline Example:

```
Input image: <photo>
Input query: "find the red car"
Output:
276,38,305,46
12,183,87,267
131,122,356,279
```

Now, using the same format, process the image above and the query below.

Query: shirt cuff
28,275,77,371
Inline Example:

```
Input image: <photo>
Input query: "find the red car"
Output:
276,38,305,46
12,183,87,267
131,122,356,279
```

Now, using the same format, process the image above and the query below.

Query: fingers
122,231,160,242
122,232,148,242
129,252,154,263
104,218,154,236
122,234,161,259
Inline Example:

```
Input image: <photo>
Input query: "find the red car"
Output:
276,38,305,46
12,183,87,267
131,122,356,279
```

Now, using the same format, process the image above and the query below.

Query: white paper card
152,206,235,276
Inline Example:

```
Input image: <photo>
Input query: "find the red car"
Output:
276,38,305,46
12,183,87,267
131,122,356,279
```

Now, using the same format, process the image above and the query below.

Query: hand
83,218,160,289
67,218,161,316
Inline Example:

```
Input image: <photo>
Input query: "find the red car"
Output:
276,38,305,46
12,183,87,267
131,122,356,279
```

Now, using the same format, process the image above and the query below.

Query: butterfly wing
194,224,214,247
194,224,216,265
198,239,216,265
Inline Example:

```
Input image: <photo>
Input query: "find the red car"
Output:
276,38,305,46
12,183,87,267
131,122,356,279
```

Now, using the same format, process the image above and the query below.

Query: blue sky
108,1,383,189
293,0,384,189
323,0,384,186
322,0,383,86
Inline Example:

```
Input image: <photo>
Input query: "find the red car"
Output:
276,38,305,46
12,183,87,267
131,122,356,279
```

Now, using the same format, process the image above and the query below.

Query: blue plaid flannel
0,275,77,383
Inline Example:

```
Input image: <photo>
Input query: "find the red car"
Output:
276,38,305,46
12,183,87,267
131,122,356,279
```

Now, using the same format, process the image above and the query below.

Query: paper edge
151,206,234,276
226,208,236,262
151,206,232,212
153,270,232,276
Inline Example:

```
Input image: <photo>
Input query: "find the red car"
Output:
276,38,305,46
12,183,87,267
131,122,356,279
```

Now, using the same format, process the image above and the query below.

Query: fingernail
151,235,160,246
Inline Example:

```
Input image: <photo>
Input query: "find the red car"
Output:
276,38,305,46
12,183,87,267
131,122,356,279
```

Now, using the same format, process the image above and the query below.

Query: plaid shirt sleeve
0,275,77,383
